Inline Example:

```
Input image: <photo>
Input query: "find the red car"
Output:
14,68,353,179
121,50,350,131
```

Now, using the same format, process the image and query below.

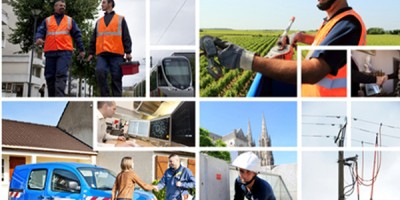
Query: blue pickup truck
8,162,156,200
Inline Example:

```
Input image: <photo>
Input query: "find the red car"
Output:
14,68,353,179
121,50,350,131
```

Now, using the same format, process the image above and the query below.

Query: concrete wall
271,164,298,200
58,102,94,147
352,50,400,93
2,2,27,55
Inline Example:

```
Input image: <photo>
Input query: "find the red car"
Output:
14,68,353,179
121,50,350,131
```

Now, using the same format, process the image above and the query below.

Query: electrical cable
352,126,400,139
353,117,400,130
302,134,336,138
303,114,344,119
155,0,189,44
303,122,342,126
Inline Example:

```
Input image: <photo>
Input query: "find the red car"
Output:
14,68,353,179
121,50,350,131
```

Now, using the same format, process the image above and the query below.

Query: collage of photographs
1,0,400,200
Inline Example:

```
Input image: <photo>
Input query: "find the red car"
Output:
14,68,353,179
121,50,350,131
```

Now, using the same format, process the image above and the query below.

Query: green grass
366,35,400,45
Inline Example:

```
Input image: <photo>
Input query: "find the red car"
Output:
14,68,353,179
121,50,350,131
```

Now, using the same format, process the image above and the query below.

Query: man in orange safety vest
35,0,85,97
88,0,132,97
212,0,366,97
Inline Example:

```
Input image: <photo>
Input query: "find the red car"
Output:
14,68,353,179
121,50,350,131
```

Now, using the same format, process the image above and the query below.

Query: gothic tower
247,120,255,147
258,113,274,166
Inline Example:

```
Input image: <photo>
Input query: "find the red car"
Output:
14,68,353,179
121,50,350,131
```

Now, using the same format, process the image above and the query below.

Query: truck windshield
78,167,116,190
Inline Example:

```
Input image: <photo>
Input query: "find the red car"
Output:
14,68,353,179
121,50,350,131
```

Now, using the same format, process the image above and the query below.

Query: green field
366,35,400,45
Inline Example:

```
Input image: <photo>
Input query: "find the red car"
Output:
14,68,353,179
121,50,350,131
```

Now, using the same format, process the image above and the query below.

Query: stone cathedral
209,113,274,166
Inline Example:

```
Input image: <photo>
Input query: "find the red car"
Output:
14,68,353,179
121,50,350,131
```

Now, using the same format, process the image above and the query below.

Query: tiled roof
2,119,94,154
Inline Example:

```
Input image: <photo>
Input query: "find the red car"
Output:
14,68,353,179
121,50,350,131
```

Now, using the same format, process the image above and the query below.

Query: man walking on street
35,0,85,97
88,0,132,97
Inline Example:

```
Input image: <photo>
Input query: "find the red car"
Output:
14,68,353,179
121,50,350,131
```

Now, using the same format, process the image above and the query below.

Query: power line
302,134,336,138
351,139,385,146
352,127,400,139
303,122,343,126
156,0,189,44
353,117,400,130
352,126,376,134
303,114,345,119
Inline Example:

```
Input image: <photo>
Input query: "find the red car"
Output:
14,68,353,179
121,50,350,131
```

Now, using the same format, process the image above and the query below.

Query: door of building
9,157,26,181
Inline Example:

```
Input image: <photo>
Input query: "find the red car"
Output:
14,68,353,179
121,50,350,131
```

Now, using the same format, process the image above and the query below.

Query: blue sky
2,101,68,126
201,0,400,30
200,101,297,147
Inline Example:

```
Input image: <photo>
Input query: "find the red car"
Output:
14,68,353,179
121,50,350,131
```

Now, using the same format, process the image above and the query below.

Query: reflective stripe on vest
302,9,366,97
43,15,73,52
95,14,124,55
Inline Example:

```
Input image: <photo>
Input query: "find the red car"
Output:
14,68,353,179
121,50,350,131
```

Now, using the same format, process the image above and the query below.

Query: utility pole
338,117,347,200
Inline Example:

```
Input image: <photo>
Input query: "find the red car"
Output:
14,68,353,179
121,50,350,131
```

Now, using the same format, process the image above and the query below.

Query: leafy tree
70,21,97,96
367,27,385,35
200,127,231,162
8,0,99,53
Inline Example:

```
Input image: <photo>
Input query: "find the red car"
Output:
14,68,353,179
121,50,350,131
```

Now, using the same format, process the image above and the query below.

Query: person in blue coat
155,154,196,200
232,152,276,200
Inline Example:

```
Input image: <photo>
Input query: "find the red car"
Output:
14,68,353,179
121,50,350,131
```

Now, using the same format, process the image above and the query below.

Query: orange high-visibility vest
301,10,366,97
96,14,124,55
44,15,73,52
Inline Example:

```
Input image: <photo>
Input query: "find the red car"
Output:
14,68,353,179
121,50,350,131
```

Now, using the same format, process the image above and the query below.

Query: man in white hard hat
232,152,276,200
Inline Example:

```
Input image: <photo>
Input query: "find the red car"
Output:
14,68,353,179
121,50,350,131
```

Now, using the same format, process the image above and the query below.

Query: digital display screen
149,117,170,140
171,102,195,146
128,120,150,137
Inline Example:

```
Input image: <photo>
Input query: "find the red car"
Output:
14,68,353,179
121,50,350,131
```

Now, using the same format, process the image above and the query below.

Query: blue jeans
44,51,72,97
95,55,123,96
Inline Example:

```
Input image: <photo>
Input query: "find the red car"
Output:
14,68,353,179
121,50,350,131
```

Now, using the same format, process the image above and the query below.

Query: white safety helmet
231,152,261,173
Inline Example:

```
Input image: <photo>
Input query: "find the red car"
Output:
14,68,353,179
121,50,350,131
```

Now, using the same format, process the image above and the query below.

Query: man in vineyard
214,0,366,97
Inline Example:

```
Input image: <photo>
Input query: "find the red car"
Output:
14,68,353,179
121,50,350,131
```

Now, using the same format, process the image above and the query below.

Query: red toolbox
120,61,140,75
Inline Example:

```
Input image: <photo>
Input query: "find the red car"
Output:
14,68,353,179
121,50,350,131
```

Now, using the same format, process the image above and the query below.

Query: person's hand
376,75,387,86
35,38,44,46
125,53,132,61
176,181,182,187
87,54,93,62
79,51,85,60
117,136,126,141
153,186,159,192
214,37,255,71
289,32,303,49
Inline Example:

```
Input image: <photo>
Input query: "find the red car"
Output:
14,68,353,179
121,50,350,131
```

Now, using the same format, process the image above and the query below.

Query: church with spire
208,113,274,166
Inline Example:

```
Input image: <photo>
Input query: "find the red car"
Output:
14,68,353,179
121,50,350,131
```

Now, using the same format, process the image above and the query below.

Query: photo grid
1,0,400,199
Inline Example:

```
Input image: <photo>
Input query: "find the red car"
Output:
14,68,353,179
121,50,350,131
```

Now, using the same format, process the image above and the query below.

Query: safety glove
213,37,255,71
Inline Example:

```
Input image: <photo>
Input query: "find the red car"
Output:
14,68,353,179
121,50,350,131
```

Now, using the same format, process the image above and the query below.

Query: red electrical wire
370,133,378,199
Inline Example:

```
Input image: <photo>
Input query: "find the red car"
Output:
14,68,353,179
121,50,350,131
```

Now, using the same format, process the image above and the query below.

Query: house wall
58,102,94,147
